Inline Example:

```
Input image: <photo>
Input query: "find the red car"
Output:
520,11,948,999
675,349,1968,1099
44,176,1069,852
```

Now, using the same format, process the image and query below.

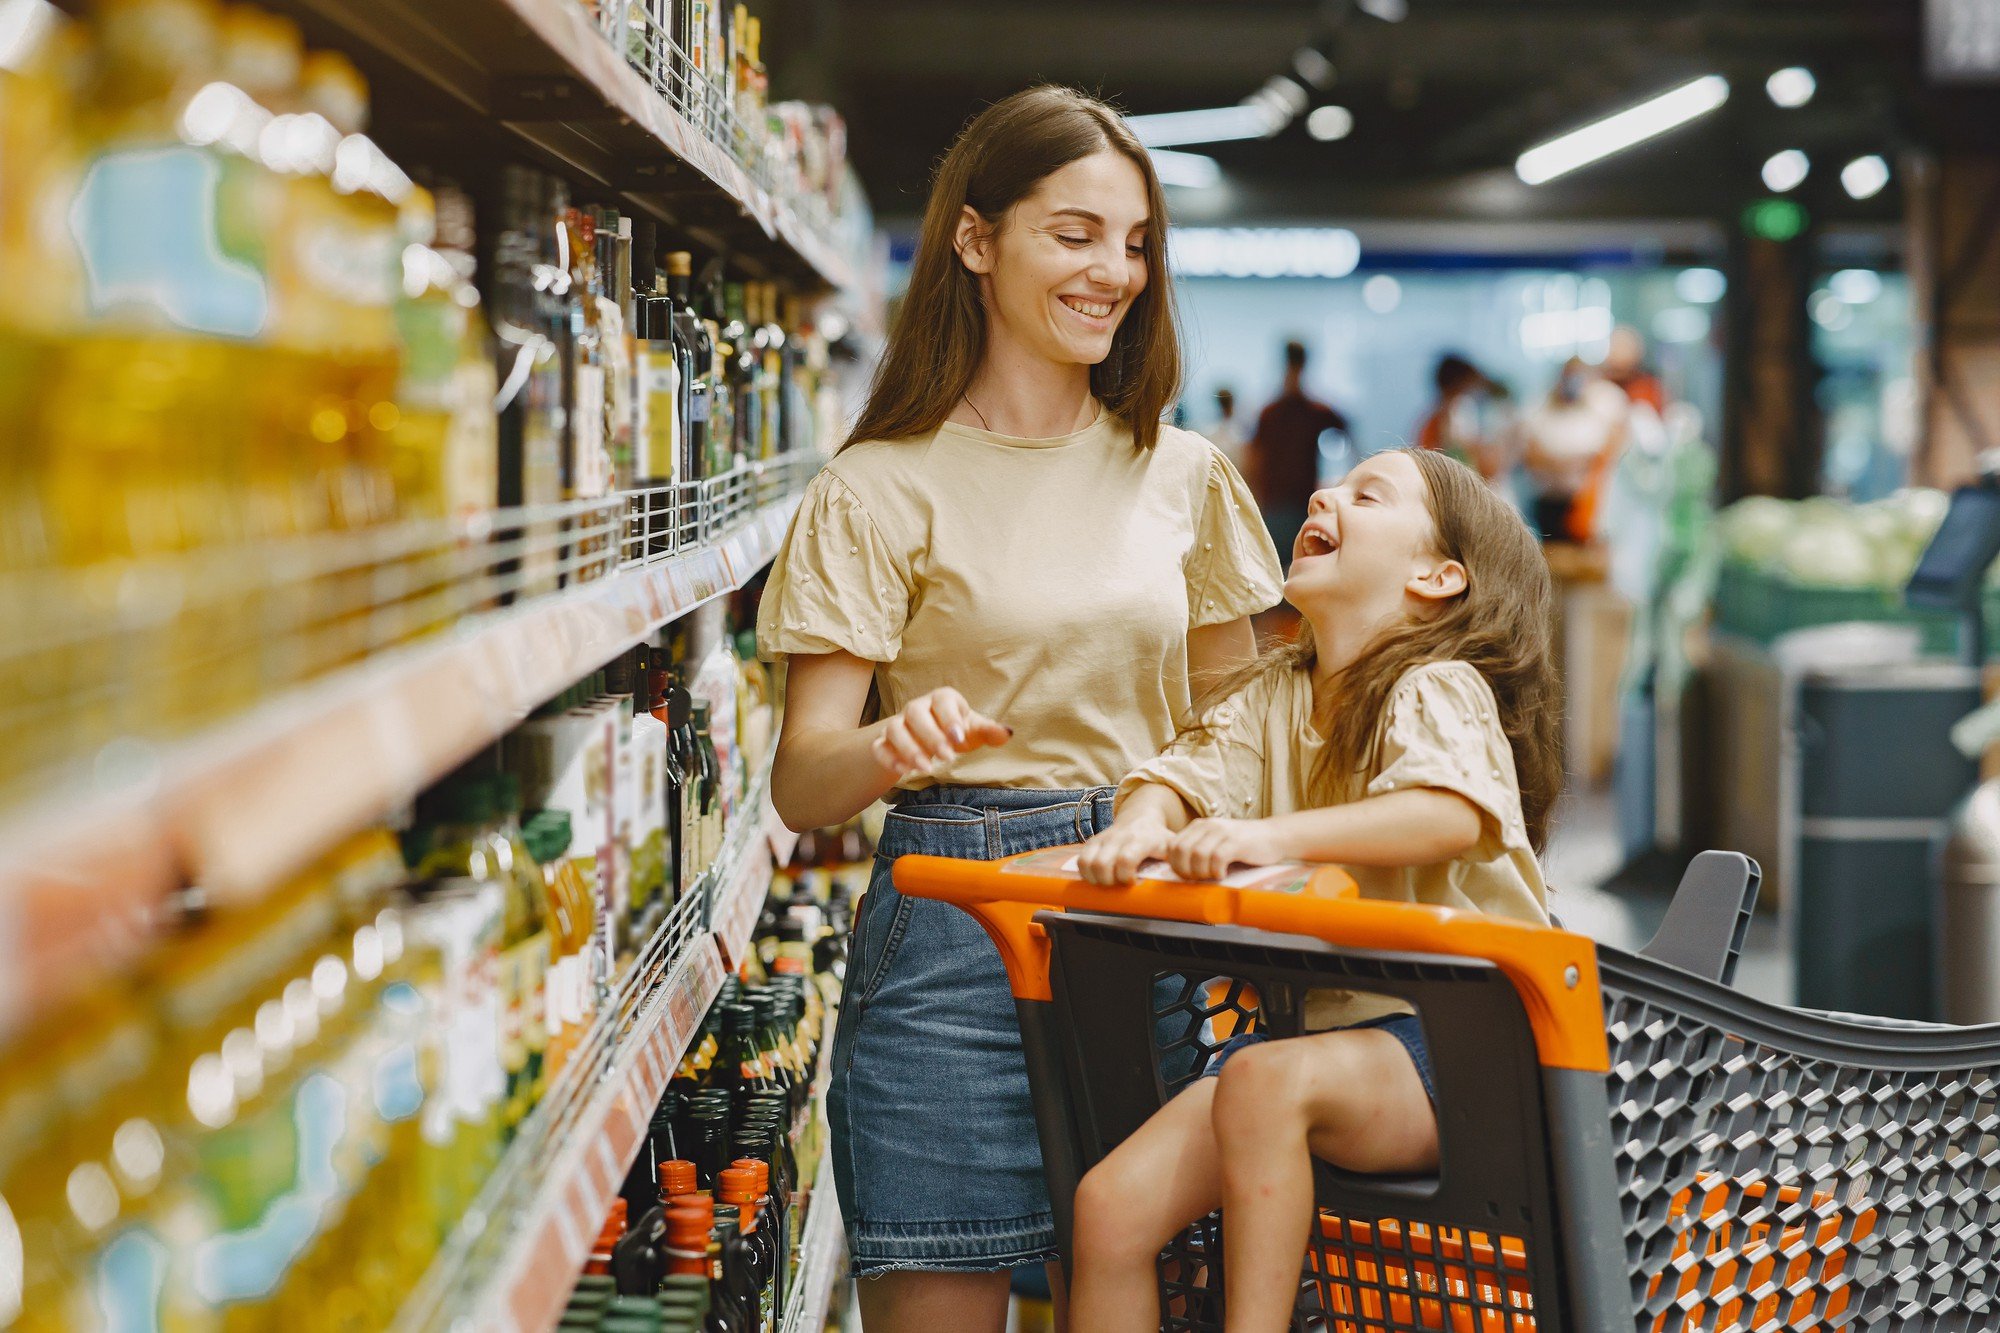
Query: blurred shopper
1603,324,1667,414
757,86,1281,1332
1416,352,1502,479
1207,385,1249,470
1524,356,1627,543
1247,340,1350,560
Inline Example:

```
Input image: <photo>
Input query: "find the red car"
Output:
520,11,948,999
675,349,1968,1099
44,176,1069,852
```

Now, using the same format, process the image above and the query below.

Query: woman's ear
955,206,995,275
1408,558,1468,604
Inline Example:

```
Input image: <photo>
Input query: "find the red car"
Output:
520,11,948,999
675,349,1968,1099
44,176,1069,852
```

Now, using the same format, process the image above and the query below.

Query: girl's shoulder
1386,660,1500,716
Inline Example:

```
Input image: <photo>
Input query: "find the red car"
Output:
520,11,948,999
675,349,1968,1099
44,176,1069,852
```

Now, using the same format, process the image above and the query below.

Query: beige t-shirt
755,410,1284,791
1117,659,1550,1027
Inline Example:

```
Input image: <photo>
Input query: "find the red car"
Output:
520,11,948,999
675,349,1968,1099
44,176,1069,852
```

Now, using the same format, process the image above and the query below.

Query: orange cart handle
892,850,1609,1073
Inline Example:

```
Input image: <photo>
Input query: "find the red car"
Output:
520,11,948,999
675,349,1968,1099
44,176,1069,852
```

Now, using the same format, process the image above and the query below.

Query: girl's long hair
843,85,1180,451
1203,450,1563,850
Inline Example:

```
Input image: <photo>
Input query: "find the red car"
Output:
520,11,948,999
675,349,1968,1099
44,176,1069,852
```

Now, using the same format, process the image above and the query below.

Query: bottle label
640,343,682,481
689,382,712,425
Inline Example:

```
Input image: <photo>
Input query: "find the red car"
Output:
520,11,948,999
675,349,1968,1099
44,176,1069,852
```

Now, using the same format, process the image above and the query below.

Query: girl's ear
1409,558,1468,603
955,206,995,275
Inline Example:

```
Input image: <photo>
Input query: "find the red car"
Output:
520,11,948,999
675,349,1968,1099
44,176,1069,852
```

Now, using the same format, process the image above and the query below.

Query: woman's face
959,148,1152,368
1285,451,1451,616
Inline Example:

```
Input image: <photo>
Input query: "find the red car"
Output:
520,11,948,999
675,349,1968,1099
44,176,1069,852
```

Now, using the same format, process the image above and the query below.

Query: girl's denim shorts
827,784,1115,1275
1202,1013,1439,1106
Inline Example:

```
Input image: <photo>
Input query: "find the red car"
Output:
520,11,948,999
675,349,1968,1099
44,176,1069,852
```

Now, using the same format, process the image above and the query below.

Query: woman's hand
1077,815,1175,885
870,686,1012,781
1168,817,1289,882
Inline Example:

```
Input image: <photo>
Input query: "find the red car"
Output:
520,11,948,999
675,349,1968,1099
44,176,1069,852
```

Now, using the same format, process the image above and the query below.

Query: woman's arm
772,649,1010,832
1167,788,1483,882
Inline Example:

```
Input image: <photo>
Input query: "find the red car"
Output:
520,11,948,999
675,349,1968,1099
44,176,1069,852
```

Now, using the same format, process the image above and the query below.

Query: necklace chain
962,393,992,432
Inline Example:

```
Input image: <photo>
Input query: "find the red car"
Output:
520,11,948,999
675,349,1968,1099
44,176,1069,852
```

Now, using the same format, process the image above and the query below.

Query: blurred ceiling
761,0,1968,229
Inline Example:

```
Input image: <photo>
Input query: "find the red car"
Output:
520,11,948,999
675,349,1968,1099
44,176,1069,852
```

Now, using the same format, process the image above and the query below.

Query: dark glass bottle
665,251,711,484
689,698,722,875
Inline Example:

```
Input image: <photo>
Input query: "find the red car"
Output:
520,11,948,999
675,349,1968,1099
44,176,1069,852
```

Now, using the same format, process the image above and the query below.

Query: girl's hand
1077,816,1175,886
871,687,1012,780
1168,818,1288,883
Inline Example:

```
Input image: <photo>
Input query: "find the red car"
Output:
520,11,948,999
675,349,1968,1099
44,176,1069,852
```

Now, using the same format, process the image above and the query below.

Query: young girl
1070,447,1560,1333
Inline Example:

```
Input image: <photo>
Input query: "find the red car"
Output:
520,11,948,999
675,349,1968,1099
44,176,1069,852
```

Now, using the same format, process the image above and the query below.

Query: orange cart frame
893,849,2000,1332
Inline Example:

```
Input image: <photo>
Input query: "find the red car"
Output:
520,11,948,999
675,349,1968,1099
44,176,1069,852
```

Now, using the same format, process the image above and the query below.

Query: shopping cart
891,848,2000,1332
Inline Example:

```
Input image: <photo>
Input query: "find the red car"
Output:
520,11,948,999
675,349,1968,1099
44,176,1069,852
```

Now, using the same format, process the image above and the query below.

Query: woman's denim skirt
827,783,1115,1275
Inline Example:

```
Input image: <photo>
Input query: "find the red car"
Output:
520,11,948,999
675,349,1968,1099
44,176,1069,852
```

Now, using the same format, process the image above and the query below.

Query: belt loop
985,804,1001,859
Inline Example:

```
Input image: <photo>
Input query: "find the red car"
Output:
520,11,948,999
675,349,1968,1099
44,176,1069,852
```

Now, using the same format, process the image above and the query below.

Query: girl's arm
772,649,1010,832
1169,788,1483,883
1076,617,1258,885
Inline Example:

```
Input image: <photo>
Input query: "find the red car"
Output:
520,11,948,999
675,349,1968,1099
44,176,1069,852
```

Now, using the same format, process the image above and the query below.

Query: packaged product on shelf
507,683,620,982
491,165,566,594
625,656,673,946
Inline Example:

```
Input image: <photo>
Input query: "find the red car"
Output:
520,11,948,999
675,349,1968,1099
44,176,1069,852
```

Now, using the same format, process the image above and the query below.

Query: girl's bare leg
1069,1079,1226,1333
1210,1031,1439,1333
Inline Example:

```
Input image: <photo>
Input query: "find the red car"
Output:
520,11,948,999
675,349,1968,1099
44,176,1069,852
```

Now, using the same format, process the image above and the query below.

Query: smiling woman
755,85,1283,1333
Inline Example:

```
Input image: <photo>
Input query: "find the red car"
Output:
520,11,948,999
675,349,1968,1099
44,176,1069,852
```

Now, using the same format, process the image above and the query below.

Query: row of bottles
0,0,842,579
602,0,850,226
554,840,861,1332
0,597,790,1329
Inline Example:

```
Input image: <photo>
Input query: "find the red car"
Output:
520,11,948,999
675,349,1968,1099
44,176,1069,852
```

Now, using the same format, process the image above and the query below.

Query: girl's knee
1073,1160,1162,1266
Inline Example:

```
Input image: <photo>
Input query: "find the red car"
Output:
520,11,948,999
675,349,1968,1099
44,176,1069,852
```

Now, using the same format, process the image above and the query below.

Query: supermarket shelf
272,0,855,291
0,481,804,1040
395,756,783,1333
714,782,801,969
780,1138,845,1333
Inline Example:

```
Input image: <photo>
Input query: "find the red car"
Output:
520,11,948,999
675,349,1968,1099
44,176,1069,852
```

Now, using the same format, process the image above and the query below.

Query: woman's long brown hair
843,85,1180,451
1200,450,1564,850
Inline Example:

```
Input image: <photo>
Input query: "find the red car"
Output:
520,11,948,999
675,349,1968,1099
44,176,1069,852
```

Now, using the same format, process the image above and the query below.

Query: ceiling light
1674,267,1727,304
1515,75,1729,185
1829,268,1883,304
1127,104,1277,148
1148,148,1222,189
1357,0,1408,21
1766,67,1816,108
1841,154,1890,200
1168,228,1361,279
1307,106,1355,141
1761,149,1810,193
1362,274,1402,313
1292,47,1337,90
1251,75,1310,120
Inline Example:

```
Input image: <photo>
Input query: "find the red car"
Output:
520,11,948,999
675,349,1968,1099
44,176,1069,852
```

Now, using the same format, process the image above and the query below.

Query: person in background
1603,324,1667,415
1415,352,1504,480
1207,385,1249,471
1523,356,1628,543
1247,340,1350,563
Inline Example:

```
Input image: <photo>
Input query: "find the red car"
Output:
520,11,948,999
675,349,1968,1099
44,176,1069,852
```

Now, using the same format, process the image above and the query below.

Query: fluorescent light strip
1516,75,1729,185
1148,148,1221,189
1126,104,1276,148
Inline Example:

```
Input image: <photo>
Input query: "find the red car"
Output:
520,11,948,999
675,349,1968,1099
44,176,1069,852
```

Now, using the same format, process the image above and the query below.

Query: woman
757,86,1282,1331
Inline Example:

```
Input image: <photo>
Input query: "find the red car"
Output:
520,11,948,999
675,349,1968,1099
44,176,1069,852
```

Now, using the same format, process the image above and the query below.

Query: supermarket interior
7,0,2000,1331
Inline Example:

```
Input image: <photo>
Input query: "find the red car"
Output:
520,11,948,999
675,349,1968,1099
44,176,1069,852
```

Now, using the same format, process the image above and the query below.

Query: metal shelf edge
0,492,802,1040
780,1122,845,1333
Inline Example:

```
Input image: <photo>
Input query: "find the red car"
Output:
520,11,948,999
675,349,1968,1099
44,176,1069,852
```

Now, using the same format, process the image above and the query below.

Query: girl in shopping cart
1070,447,1561,1332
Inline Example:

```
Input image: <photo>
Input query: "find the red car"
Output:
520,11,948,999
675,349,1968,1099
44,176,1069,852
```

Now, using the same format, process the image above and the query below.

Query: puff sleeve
755,470,911,662
1186,447,1285,628
1116,674,1271,820
1364,662,1526,852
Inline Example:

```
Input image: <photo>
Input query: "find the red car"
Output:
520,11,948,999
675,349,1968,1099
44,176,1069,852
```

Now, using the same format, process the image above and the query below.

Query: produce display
1713,489,1970,651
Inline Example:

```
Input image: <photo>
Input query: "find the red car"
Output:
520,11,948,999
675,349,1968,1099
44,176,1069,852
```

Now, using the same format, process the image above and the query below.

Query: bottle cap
659,1159,698,1196
717,1166,757,1202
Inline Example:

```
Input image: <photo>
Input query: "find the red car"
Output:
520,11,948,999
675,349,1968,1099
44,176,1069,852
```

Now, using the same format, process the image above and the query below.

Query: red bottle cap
660,1159,699,1197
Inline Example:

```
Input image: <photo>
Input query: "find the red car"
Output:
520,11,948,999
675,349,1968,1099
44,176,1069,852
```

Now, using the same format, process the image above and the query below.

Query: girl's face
1285,451,1464,618
957,148,1152,368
